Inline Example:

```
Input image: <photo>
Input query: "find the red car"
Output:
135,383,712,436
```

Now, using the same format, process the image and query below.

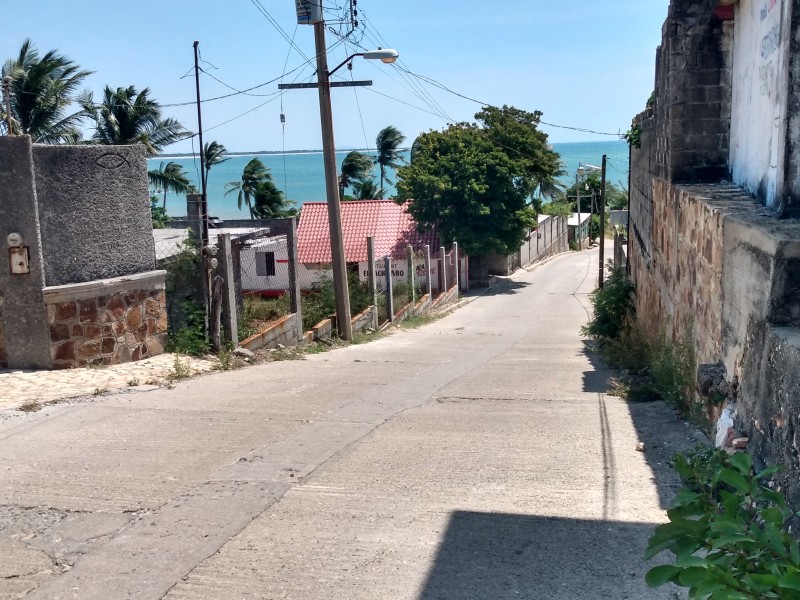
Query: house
567,213,592,246
297,200,443,290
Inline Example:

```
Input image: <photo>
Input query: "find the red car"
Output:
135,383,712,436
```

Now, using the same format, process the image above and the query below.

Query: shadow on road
580,341,708,511
478,280,531,296
418,511,672,600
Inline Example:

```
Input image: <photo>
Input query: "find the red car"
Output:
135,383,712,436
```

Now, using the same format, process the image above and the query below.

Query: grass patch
19,400,42,412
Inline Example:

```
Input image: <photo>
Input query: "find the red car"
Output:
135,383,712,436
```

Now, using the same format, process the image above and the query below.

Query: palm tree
1,39,92,142
339,151,374,198
202,140,228,193
81,85,188,156
352,177,384,200
375,125,406,198
148,161,191,209
253,180,295,218
225,158,272,219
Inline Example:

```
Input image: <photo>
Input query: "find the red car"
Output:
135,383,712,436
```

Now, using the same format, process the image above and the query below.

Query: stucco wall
33,144,156,286
730,0,791,209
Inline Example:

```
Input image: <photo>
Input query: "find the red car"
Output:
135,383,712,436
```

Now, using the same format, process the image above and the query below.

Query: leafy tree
1,39,92,142
148,161,191,209
81,85,188,156
397,106,559,256
202,140,228,193
565,171,627,213
339,151,374,198
351,177,383,200
150,196,170,229
226,158,287,219
375,125,406,197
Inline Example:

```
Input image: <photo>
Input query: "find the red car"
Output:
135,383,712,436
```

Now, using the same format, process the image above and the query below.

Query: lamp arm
328,53,364,77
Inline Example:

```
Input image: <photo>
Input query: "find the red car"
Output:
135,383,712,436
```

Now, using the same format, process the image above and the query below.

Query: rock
732,437,749,450
233,347,255,359
635,442,645,452
276,343,286,350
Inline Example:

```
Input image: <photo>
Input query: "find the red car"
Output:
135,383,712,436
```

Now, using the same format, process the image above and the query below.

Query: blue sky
2,0,670,153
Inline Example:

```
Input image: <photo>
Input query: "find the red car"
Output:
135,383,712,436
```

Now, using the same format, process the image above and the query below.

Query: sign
295,0,322,25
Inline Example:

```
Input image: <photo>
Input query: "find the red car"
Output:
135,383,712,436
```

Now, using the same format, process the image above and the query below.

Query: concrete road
0,246,702,599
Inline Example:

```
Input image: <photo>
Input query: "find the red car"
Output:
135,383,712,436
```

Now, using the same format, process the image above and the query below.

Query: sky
1,0,671,154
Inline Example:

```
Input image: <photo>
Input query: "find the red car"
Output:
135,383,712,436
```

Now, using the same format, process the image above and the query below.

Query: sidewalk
0,354,217,410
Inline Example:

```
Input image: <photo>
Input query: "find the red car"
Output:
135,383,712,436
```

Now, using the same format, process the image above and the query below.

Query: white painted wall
730,0,791,209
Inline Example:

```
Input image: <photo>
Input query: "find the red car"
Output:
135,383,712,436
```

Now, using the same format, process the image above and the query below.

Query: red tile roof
297,200,438,263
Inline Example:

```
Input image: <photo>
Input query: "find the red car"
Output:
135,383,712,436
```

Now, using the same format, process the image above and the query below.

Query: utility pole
2,76,12,135
313,20,353,340
598,154,608,288
575,172,581,248
192,41,209,248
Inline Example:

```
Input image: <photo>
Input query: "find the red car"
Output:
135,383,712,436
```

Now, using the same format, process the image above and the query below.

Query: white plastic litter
715,406,734,448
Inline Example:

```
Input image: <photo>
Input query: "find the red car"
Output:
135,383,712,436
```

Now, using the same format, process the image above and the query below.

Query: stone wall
0,313,6,368
42,272,168,369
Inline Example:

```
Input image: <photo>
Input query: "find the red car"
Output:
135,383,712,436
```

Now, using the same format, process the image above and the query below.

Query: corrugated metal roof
297,200,438,263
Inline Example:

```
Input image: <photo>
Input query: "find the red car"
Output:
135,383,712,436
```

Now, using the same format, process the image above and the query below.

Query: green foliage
150,196,169,229
203,140,229,191
81,85,188,156
238,295,290,341
376,125,406,196
398,105,557,256
167,299,210,356
581,264,636,341
300,273,373,333
340,151,374,197
2,39,92,142
565,171,627,214
649,327,696,414
351,177,384,200
541,201,572,219
148,161,191,209
646,448,800,599
624,123,642,150
589,214,601,242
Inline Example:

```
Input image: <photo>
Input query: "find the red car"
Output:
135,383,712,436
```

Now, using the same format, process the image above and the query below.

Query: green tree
148,161,191,209
339,151,374,198
375,125,406,197
82,85,188,156
150,196,170,229
397,106,558,256
1,39,92,142
253,180,295,218
565,171,627,213
202,140,228,194
351,177,384,200
226,158,275,219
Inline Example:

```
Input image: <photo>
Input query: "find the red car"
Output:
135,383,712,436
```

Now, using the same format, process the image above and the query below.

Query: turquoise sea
149,140,630,220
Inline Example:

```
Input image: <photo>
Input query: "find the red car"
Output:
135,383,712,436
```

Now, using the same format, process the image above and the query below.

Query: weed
239,295,291,341
581,263,636,342
167,300,210,356
167,357,193,381
399,313,439,329
127,378,140,387
646,450,799,598
19,400,42,412
93,387,108,396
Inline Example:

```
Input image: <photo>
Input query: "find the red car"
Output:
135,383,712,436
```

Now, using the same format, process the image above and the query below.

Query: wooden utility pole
3,76,12,135
313,21,353,340
192,41,209,248
598,154,608,288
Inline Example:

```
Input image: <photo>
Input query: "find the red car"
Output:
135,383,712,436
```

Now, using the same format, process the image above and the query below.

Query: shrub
646,448,800,599
581,263,635,341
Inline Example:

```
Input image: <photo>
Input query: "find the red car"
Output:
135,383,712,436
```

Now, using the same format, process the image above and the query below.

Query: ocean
149,140,630,219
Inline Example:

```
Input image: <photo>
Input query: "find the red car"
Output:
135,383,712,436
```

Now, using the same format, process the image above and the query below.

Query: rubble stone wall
43,272,168,369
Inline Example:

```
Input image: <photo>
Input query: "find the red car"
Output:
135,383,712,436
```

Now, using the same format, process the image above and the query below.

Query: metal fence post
424,244,432,298
367,236,377,329
453,242,460,296
218,233,238,346
385,256,394,322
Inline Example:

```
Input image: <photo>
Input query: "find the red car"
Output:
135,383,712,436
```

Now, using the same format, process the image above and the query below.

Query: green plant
167,299,210,356
581,264,635,342
239,295,291,340
150,196,169,229
568,240,579,251
167,356,192,381
646,449,800,599
127,378,140,387
649,327,696,414
624,123,642,150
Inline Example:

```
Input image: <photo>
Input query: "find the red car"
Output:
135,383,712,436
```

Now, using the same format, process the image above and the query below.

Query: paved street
0,246,703,599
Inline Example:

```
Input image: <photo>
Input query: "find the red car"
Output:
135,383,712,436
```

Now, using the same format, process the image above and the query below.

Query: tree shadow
481,280,531,296
418,511,680,600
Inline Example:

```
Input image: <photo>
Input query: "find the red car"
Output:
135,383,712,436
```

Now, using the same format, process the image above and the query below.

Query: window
256,251,276,276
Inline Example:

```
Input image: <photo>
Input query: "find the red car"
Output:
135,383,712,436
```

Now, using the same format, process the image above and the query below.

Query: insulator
280,113,285,124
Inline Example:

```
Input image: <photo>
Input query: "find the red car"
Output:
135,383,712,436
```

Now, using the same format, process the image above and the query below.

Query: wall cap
42,270,167,303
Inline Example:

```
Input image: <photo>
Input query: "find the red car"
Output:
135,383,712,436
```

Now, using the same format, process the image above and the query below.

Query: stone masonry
46,288,167,369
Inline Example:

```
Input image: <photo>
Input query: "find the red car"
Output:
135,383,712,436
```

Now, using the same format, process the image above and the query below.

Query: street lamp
313,20,399,340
